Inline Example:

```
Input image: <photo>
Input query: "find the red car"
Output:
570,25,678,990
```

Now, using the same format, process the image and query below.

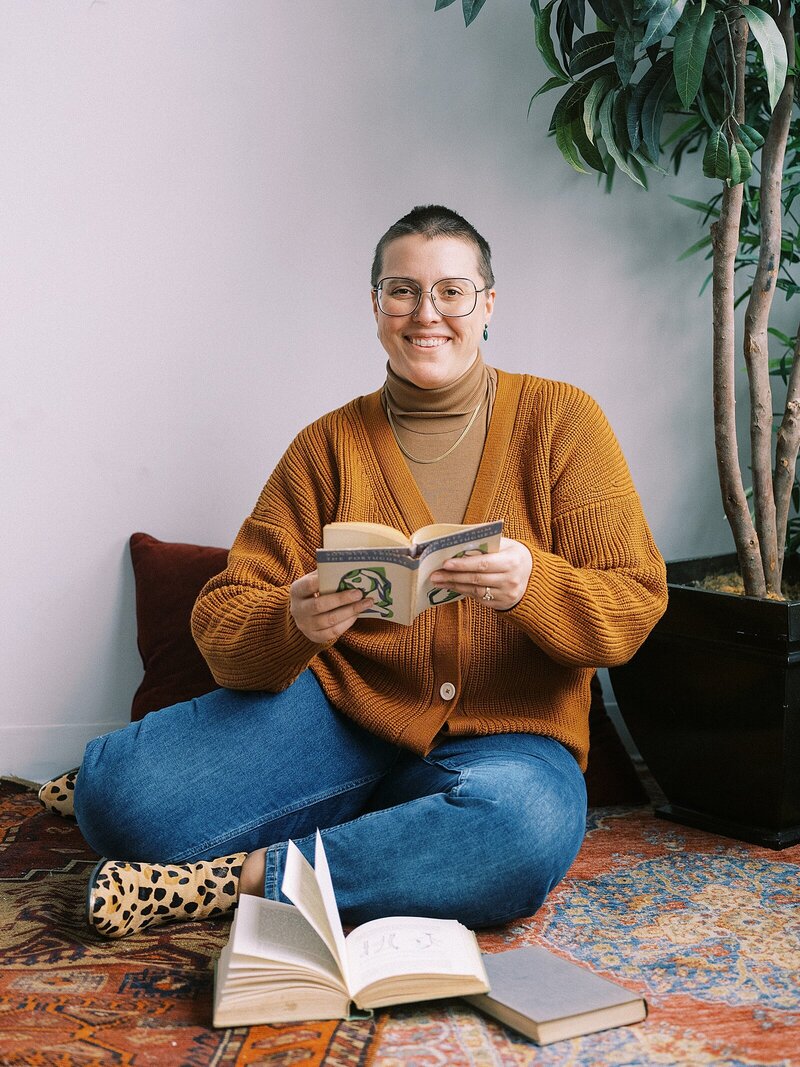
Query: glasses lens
378,279,421,316
377,278,478,317
431,279,478,316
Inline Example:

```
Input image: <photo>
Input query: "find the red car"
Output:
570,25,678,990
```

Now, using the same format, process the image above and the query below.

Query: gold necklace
385,398,484,464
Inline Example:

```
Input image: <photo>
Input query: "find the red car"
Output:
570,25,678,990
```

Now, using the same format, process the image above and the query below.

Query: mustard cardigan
191,371,667,770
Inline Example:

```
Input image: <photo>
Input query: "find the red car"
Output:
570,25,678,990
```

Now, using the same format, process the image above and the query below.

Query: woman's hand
290,571,374,643
429,537,533,611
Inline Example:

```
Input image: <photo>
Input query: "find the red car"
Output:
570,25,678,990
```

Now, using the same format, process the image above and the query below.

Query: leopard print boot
38,769,79,818
87,853,247,938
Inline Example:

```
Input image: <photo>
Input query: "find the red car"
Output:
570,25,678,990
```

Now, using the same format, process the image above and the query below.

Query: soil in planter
695,572,800,600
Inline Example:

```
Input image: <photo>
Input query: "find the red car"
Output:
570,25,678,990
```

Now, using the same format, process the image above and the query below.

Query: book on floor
463,945,647,1045
315,520,503,625
212,830,489,1028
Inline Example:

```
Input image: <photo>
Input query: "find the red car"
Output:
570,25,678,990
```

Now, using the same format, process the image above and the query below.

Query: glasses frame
373,276,487,318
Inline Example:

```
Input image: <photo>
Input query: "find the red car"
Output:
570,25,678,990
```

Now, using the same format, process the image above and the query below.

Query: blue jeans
75,670,587,927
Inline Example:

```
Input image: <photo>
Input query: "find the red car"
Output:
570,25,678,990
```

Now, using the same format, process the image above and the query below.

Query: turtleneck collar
384,352,489,418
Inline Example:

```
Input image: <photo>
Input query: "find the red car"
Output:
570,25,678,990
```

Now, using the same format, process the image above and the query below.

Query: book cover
463,946,647,1045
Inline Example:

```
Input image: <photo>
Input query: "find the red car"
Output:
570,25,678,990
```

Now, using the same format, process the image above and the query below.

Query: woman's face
372,234,495,389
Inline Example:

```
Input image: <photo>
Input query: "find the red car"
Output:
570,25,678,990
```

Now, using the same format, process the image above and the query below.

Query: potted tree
436,0,800,847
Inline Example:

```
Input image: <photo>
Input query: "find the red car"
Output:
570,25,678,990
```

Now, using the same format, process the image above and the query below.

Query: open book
213,831,489,1027
316,520,503,625
463,946,647,1045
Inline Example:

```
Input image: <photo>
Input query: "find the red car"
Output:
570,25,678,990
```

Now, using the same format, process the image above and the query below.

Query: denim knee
74,729,164,859
448,755,586,926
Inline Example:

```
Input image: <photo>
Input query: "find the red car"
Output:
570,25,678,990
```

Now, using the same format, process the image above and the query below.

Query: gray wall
2,1,729,781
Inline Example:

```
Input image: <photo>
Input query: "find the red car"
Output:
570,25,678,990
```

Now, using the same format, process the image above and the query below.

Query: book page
281,835,350,990
346,915,483,994
230,895,343,985
322,522,411,549
410,523,474,546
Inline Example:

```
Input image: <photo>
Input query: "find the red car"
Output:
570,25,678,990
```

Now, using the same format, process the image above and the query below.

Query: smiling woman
44,205,667,943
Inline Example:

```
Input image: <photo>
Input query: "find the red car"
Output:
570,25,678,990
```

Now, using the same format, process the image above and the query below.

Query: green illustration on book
337,567,394,618
427,544,489,606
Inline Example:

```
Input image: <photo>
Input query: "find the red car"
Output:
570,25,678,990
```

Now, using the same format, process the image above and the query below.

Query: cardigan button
439,682,456,701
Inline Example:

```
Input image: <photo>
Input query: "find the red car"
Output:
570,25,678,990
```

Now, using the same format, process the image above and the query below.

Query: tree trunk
768,0,799,585
743,0,795,594
712,11,766,597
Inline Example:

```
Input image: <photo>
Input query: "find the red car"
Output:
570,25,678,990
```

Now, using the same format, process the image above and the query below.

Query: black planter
609,553,800,849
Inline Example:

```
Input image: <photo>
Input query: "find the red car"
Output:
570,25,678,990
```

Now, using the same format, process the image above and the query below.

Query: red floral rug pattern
1,781,798,1066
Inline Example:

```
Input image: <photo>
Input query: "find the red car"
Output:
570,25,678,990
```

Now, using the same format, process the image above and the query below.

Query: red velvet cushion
128,532,647,803
129,532,227,721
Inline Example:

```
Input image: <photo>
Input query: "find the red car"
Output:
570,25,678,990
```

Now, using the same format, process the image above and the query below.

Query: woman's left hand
429,537,533,611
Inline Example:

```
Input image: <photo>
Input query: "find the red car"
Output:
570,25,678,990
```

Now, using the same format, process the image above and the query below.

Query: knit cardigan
191,371,668,770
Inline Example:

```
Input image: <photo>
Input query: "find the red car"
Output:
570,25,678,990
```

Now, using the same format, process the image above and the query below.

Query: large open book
213,831,489,1027
316,520,503,625
463,946,647,1045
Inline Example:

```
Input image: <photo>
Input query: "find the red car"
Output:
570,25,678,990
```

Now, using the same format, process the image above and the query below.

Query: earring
483,324,489,341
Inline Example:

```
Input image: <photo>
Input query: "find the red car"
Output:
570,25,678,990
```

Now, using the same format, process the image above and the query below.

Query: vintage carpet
1,779,798,1066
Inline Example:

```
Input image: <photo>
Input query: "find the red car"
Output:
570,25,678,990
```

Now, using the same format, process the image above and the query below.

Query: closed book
463,946,647,1045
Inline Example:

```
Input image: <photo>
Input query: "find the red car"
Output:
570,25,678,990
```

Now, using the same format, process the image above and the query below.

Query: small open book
316,520,503,625
212,831,489,1027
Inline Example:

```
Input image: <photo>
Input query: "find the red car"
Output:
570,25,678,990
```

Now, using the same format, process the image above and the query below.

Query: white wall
1,0,731,782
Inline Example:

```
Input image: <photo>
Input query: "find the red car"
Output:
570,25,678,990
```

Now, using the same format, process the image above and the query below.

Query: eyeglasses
373,277,486,318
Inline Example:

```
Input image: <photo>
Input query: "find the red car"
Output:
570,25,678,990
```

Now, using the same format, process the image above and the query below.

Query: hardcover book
463,946,647,1045
213,831,489,1027
316,520,503,625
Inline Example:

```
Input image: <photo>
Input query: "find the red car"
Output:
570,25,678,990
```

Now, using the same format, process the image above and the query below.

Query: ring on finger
482,586,494,602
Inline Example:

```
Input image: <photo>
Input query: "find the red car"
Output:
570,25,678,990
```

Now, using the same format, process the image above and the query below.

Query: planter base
654,803,800,850
610,553,800,852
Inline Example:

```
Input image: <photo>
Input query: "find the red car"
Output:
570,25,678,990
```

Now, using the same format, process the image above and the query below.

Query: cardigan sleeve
506,388,667,667
190,423,338,691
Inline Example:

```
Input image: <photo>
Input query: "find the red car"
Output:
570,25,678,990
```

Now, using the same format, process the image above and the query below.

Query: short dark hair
371,205,495,289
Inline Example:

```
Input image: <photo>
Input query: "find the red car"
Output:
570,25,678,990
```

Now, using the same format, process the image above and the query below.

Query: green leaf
738,122,765,152
670,194,721,219
677,233,713,260
583,74,611,139
627,53,672,154
567,0,586,33
641,66,676,163
636,0,671,26
535,1,569,78
529,76,570,117
702,128,730,180
743,6,788,111
555,115,592,172
599,88,646,186
727,141,742,185
729,141,752,185
569,31,615,75
461,0,487,25
572,117,607,171
550,79,593,131
434,0,458,8
641,0,688,49
673,3,715,108
614,26,637,86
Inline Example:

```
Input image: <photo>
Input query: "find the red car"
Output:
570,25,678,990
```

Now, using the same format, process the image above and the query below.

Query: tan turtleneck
382,354,497,523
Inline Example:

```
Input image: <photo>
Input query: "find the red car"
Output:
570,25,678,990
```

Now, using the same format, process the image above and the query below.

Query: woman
45,205,667,938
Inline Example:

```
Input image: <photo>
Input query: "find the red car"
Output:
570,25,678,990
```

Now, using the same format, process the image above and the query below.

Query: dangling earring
483,324,489,342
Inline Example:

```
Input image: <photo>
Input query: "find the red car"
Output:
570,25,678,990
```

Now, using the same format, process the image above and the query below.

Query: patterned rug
1,779,798,1066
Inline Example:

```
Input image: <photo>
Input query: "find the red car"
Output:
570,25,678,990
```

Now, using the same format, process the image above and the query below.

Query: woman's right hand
290,571,374,644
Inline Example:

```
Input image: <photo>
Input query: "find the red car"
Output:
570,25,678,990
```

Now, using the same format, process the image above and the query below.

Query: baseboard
1,721,127,786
